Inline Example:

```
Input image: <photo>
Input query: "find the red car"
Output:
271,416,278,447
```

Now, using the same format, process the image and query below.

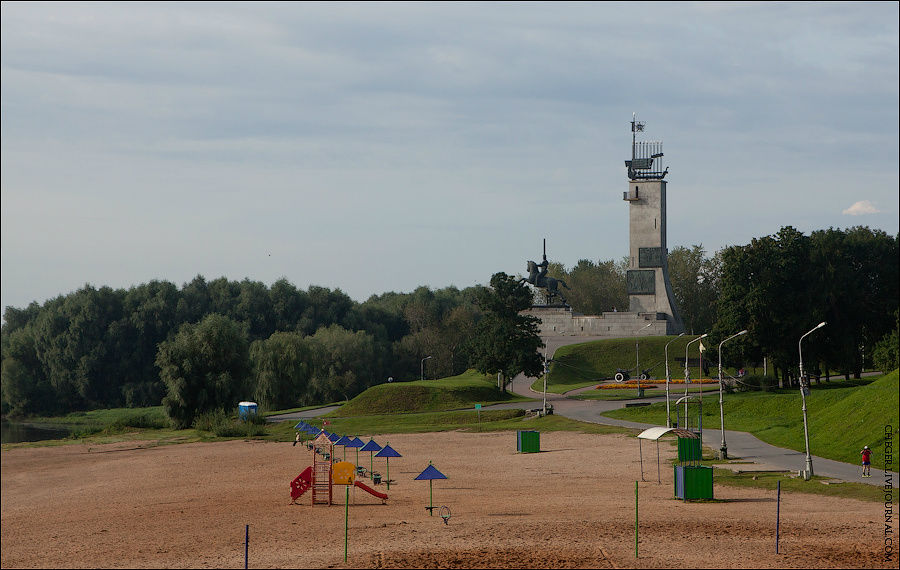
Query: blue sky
2,2,898,314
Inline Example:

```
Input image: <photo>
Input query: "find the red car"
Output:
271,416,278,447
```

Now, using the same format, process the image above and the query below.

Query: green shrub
193,408,267,437
733,374,776,392
212,420,267,438
69,424,104,438
192,409,230,432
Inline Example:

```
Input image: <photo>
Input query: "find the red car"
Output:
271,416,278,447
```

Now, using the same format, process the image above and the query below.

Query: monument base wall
523,306,677,338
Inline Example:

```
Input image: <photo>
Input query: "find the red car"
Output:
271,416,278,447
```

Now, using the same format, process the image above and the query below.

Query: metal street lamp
798,321,826,479
635,322,654,377
684,334,708,435
542,347,550,416
421,355,432,381
717,329,748,459
664,333,685,428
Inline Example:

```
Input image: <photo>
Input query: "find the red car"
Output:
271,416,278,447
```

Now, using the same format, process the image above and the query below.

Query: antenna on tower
625,114,667,181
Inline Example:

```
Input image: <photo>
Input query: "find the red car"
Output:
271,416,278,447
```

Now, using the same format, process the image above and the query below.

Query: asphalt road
267,334,897,487
507,373,897,487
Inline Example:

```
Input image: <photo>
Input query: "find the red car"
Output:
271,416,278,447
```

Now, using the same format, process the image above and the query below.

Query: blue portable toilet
238,401,258,420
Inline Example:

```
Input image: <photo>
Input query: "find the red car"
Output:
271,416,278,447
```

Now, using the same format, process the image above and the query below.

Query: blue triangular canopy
328,432,340,442
345,437,364,448
414,464,447,480
294,421,307,430
335,435,352,446
375,444,401,458
360,439,382,452
304,426,319,435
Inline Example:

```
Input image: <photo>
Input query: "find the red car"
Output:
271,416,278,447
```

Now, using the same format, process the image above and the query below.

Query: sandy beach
1,430,891,568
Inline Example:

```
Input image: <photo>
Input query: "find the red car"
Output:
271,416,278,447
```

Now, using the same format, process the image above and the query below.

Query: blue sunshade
360,439,382,452
375,444,401,458
345,437,364,449
414,464,447,480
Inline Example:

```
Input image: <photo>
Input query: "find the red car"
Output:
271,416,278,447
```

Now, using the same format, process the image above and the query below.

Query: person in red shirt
860,446,872,477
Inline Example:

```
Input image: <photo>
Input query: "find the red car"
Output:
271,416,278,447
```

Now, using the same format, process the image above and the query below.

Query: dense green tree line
544,248,718,332
715,226,898,384
538,226,897,383
2,225,896,423
1,277,480,419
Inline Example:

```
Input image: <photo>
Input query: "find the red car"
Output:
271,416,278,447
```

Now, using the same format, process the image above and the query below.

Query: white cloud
842,200,881,216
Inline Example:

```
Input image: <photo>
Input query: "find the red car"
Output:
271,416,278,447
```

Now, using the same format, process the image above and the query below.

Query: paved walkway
267,334,896,487
507,372,897,487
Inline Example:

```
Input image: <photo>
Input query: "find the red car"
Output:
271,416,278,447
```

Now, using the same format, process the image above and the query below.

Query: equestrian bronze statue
520,240,569,306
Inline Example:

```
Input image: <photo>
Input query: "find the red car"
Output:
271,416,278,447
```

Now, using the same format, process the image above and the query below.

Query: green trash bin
677,437,701,462
674,465,714,499
517,430,540,453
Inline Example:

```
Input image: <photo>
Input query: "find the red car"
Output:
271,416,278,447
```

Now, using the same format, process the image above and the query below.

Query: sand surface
1,430,891,568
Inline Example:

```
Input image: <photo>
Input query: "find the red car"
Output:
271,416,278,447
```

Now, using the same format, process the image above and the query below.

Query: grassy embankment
541,335,746,394
0,371,627,449
3,368,885,502
305,370,629,437
604,369,899,472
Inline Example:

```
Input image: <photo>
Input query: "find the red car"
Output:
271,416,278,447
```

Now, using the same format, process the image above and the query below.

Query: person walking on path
860,445,872,477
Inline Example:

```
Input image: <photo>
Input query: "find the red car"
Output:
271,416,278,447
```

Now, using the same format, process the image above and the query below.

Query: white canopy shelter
637,427,698,483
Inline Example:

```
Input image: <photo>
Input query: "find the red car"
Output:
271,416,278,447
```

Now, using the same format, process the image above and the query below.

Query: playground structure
290,428,388,506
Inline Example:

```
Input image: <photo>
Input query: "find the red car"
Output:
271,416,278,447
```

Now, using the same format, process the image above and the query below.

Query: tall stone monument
522,115,684,338
623,115,683,333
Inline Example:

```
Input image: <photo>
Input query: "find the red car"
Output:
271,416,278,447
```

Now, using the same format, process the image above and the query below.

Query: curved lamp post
717,329,748,459
798,321,826,479
542,345,550,416
684,334,708,434
635,322,654,380
420,355,432,381
664,333,685,428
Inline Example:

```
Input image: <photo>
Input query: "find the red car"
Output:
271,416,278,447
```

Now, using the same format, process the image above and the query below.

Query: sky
2,2,898,315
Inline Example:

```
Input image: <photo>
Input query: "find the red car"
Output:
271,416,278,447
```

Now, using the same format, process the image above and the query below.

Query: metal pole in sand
776,480,781,554
634,481,639,558
345,486,350,562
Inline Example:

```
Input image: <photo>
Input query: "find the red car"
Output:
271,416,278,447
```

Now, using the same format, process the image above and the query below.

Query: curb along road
507,372,897,487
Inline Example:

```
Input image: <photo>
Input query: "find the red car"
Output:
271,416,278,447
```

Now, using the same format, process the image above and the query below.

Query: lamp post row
661,322,824,480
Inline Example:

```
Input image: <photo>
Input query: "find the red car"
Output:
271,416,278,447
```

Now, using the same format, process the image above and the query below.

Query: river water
1,420,70,444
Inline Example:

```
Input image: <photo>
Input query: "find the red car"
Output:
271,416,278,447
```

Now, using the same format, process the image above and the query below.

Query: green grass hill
603,369,899,471
545,335,725,393
335,370,533,416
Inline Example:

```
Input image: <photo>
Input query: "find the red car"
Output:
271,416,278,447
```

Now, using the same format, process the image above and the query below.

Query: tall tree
667,245,721,334
305,324,377,402
157,314,250,429
547,258,628,315
250,332,311,410
470,273,544,393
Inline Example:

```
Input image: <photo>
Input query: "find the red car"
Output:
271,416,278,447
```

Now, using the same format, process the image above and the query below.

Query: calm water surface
1,420,70,444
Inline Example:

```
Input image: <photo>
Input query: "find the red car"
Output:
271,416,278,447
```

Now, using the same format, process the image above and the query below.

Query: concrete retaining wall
523,307,677,337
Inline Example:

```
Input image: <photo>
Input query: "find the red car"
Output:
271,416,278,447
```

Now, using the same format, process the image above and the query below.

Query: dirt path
1,431,891,568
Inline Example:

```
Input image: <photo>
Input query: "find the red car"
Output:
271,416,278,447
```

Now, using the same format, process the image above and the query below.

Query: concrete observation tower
623,114,684,334
523,116,684,338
